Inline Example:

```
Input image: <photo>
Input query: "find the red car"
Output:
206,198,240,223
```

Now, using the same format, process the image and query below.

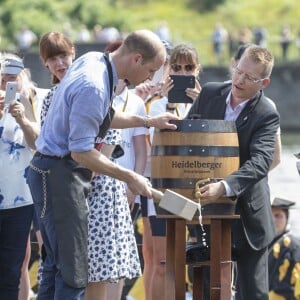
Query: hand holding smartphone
168,75,195,103
4,82,17,107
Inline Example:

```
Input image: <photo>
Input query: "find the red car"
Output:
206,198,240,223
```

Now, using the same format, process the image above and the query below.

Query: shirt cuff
221,180,235,197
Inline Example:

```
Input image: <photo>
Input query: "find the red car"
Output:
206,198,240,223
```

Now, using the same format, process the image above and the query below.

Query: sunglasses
170,64,196,72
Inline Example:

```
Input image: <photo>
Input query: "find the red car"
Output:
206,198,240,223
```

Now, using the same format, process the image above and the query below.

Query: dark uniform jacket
269,231,300,299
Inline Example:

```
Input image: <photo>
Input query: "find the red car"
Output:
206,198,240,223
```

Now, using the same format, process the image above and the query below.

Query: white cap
1,58,24,75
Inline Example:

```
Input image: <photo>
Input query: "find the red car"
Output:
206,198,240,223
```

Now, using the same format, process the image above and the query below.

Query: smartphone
168,75,195,103
4,81,17,106
111,144,124,159
294,153,300,159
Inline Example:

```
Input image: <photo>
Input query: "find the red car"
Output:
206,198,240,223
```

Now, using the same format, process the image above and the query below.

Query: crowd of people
12,21,300,66
211,22,298,64
0,27,299,300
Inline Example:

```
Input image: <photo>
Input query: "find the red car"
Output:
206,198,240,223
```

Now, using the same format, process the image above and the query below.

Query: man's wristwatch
143,115,151,128
166,104,176,111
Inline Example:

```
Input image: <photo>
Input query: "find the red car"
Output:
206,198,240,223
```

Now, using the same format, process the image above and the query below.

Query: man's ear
261,78,270,89
133,52,143,64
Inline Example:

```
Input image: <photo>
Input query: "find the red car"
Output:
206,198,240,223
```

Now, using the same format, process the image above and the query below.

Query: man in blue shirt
28,29,178,300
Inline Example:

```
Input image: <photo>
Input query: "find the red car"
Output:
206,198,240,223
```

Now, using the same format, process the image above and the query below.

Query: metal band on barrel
159,119,238,132
151,178,222,189
151,145,239,156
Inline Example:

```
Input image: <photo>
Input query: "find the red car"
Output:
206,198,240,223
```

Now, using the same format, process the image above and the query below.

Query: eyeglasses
170,64,196,72
232,67,266,84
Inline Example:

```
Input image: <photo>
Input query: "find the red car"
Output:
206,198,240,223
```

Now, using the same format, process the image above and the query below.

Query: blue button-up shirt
36,51,118,156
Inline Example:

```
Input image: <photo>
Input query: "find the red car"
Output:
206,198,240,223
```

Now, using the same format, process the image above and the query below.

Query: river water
268,132,300,238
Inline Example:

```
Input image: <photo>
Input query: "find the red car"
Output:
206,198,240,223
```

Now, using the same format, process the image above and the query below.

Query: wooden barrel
151,119,240,215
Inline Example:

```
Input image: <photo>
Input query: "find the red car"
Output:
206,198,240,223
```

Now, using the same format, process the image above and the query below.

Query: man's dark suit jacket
186,82,280,251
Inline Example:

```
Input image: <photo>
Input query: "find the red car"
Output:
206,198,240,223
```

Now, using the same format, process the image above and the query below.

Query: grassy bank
118,0,300,65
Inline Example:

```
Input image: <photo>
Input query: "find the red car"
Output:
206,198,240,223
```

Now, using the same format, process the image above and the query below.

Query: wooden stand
164,215,239,300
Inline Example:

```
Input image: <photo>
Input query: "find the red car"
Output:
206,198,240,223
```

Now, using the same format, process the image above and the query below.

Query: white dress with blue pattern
0,113,33,209
87,129,141,282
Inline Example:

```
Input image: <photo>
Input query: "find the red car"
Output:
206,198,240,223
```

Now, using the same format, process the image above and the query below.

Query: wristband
143,115,151,128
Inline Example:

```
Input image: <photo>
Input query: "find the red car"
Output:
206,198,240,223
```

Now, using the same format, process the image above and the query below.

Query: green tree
188,0,225,11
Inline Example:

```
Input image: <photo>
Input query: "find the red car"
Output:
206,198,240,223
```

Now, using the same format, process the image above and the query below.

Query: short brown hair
170,44,199,65
39,32,74,84
122,30,165,63
170,43,202,74
243,45,274,78
104,39,123,52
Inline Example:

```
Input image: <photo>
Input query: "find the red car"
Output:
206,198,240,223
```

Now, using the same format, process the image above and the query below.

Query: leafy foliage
1,0,300,65
0,0,127,52
188,0,226,11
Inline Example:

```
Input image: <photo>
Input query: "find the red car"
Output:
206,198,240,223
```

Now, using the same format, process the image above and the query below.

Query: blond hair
244,45,274,78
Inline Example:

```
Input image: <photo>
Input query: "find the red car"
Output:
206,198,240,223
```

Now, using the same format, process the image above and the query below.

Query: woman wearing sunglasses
156,43,202,115
145,43,202,300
